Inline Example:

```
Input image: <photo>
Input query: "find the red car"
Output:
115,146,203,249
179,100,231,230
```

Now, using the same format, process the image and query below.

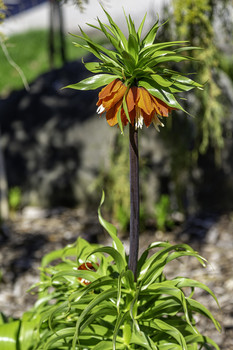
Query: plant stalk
128,124,139,281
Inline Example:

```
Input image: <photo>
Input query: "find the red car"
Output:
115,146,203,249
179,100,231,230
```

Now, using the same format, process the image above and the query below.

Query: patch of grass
0,29,91,96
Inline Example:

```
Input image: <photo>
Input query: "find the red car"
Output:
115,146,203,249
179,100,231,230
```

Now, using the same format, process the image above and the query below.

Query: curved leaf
186,298,221,332
151,318,188,350
72,289,117,348
65,74,120,91
0,321,19,350
88,247,126,273
185,334,220,350
98,191,126,260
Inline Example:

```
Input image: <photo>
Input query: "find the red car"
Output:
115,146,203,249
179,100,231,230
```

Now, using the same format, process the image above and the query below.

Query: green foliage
67,8,203,133
9,187,21,211
0,193,220,349
168,0,227,155
0,311,39,350
155,195,174,231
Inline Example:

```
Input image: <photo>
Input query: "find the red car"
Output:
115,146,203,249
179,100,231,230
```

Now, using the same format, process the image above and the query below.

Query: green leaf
149,55,188,66
173,277,219,306
141,284,191,327
137,13,147,40
138,241,174,279
128,34,139,59
186,298,221,332
93,340,117,350
139,41,189,58
72,289,118,348
83,61,102,73
171,74,203,87
175,46,203,53
185,334,220,350
139,297,181,319
166,250,206,267
88,246,126,273
65,74,119,91
79,306,117,333
77,28,120,62
68,276,118,304
130,326,157,349
151,74,174,87
113,312,127,350
101,7,128,50
138,78,185,110
52,268,101,283
19,314,38,350
72,40,102,60
0,320,20,350
98,191,126,259
122,94,131,123
128,14,138,39
89,19,121,51
142,18,160,47
116,104,124,134
151,318,188,350
121,50,136,71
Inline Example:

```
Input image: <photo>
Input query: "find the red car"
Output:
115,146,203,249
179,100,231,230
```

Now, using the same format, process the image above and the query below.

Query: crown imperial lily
67,7,203,133
97,79,175,130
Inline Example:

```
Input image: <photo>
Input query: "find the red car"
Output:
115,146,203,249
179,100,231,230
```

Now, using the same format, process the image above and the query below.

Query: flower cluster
97,78,175,130
67,8,202,132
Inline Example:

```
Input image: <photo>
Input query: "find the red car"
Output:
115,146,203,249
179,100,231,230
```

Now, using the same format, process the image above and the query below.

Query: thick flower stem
129,123,139,281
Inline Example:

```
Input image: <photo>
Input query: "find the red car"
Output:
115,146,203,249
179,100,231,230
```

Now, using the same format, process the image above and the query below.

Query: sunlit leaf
66,74,120,91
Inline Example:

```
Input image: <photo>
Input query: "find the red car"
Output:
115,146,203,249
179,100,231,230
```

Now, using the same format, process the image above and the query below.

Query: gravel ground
0,207,233,349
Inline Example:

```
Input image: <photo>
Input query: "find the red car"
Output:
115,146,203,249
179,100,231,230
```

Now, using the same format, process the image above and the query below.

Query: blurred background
0,1,233,348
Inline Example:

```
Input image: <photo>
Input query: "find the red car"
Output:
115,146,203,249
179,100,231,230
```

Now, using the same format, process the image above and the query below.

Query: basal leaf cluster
14,193,220,350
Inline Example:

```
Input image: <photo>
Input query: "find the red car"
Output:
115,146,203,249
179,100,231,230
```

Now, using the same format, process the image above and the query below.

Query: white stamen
152,115,164,132
135,109,144,130
97,104,105,114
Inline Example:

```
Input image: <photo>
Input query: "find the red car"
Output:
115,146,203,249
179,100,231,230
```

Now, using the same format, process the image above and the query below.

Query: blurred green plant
162,0,231,157
0,193,221,349
96,134,130,231
219,54,233,82
155,194,174,231
0,0,5,24
0,29,93,96
154,0,233,215
9,186,21,212
95,135,147,232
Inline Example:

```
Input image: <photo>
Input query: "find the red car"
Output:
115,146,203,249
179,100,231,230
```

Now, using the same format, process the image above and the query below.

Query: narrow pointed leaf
98,191,126,258
65,74,119,91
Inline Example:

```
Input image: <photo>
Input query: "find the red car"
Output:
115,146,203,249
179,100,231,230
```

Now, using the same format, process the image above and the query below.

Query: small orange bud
77,262,98,285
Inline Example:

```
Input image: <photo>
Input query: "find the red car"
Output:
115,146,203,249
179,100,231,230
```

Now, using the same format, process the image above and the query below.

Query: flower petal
151,95,172,117
106,100,122,126
98,79,121,100
103,83,127,110
141,109,153,127
126,87,137,112
137,87,154,115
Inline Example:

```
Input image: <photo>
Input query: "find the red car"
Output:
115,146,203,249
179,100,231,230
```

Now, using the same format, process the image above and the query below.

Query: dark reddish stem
128,123,139,281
